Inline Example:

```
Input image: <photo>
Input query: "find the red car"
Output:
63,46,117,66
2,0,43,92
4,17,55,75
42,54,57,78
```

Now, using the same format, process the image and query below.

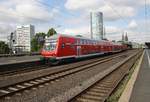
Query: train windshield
44,40,57,51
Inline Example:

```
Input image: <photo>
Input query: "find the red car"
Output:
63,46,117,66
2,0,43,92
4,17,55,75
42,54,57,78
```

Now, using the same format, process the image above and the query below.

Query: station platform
0,55,41,65
129,49,150,102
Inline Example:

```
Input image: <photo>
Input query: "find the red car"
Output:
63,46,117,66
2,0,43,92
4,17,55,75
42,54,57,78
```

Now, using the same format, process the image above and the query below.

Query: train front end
41,35,59,64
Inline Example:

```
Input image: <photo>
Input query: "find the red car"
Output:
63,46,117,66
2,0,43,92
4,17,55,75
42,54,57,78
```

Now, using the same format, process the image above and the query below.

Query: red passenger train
41,34,127,64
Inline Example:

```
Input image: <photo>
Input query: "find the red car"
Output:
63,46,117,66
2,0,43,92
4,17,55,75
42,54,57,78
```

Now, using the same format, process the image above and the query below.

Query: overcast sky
0,0,149,43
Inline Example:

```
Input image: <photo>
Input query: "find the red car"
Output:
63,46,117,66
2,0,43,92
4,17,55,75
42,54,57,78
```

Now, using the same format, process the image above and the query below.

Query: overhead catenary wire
102,0,131,39
0,0,77,22
103,0,129,25
103,0,145,42
145,0,148,35
36,0,78,18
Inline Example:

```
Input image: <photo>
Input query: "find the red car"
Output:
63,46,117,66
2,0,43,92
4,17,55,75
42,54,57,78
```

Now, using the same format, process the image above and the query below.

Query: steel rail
0,51,135,99
0,51,129,76
69,50,142,102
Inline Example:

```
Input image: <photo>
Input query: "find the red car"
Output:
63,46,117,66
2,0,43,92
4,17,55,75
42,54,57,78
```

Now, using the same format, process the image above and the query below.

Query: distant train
41,34,127,64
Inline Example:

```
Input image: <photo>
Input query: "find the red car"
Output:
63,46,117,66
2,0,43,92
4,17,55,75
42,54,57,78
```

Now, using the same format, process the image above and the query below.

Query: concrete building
14,25,35,52
132,42,142,48
90,12,103,40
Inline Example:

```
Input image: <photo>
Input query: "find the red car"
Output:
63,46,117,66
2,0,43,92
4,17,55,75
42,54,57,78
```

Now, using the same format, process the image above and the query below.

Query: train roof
46,34,107,41
46,34,123,46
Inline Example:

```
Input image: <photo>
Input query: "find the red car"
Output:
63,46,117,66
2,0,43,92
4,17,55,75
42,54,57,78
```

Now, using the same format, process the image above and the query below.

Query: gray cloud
0,0,60,41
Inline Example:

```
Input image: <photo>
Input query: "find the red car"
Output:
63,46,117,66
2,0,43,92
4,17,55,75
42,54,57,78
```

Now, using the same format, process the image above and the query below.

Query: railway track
0,65,47,76
0,51,128,77
0,50,136,99
69,50,142,102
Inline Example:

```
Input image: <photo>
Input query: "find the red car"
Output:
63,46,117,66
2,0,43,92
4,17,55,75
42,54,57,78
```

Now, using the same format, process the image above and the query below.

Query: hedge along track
69,50,142,102
0,51,128,77
0,51,136,99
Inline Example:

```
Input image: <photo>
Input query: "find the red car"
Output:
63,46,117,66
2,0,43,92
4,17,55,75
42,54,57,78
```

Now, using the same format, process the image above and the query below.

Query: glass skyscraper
90,12,103,40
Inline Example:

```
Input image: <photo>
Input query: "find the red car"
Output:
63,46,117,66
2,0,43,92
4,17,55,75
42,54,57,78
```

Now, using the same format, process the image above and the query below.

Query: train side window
81,39,84,45
77,40,79,45
83,39,85,45
86,40,88,45
81,39,83,45
88,40,89,44
84,39,86,45
79,39,81,45
61,43,65,48
77,39,79,45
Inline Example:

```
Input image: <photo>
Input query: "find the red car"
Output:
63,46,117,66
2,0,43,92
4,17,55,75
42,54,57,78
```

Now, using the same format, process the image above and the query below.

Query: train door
77,46,81,56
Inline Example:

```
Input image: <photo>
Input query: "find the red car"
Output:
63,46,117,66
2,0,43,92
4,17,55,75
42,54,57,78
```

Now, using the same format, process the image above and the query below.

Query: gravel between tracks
0,50,138,102
0,50,132,88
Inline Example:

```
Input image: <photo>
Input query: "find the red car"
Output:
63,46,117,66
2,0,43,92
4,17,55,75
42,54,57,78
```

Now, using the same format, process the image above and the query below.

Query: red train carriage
41,34,127,64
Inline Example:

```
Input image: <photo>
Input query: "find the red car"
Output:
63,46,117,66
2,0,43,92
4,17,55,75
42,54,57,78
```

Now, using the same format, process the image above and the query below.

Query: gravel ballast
0,50,138,102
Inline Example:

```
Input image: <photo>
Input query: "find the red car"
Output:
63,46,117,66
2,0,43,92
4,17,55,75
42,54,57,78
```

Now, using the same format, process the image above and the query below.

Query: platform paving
0,55,41,65
129,49,150,102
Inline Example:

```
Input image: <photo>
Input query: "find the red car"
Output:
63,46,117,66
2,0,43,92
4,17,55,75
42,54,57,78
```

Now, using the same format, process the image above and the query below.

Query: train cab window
44,40,57,51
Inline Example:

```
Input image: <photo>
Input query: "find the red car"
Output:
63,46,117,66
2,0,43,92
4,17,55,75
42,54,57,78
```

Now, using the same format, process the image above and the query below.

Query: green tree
76,35,83,37
35,32,46,39
31,28,57,52
31,32,46,52
0,41,10,54
47,28,57,37
31,38,38,52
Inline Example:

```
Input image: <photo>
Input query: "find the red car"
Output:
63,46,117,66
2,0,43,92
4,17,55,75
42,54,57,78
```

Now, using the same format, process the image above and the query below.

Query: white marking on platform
41,78,49,81
8,87,18,91
36,79,44,82
146,50,150,68
30,81,39,84
0,90,10,94
24,83,33,86
16,85,26,88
